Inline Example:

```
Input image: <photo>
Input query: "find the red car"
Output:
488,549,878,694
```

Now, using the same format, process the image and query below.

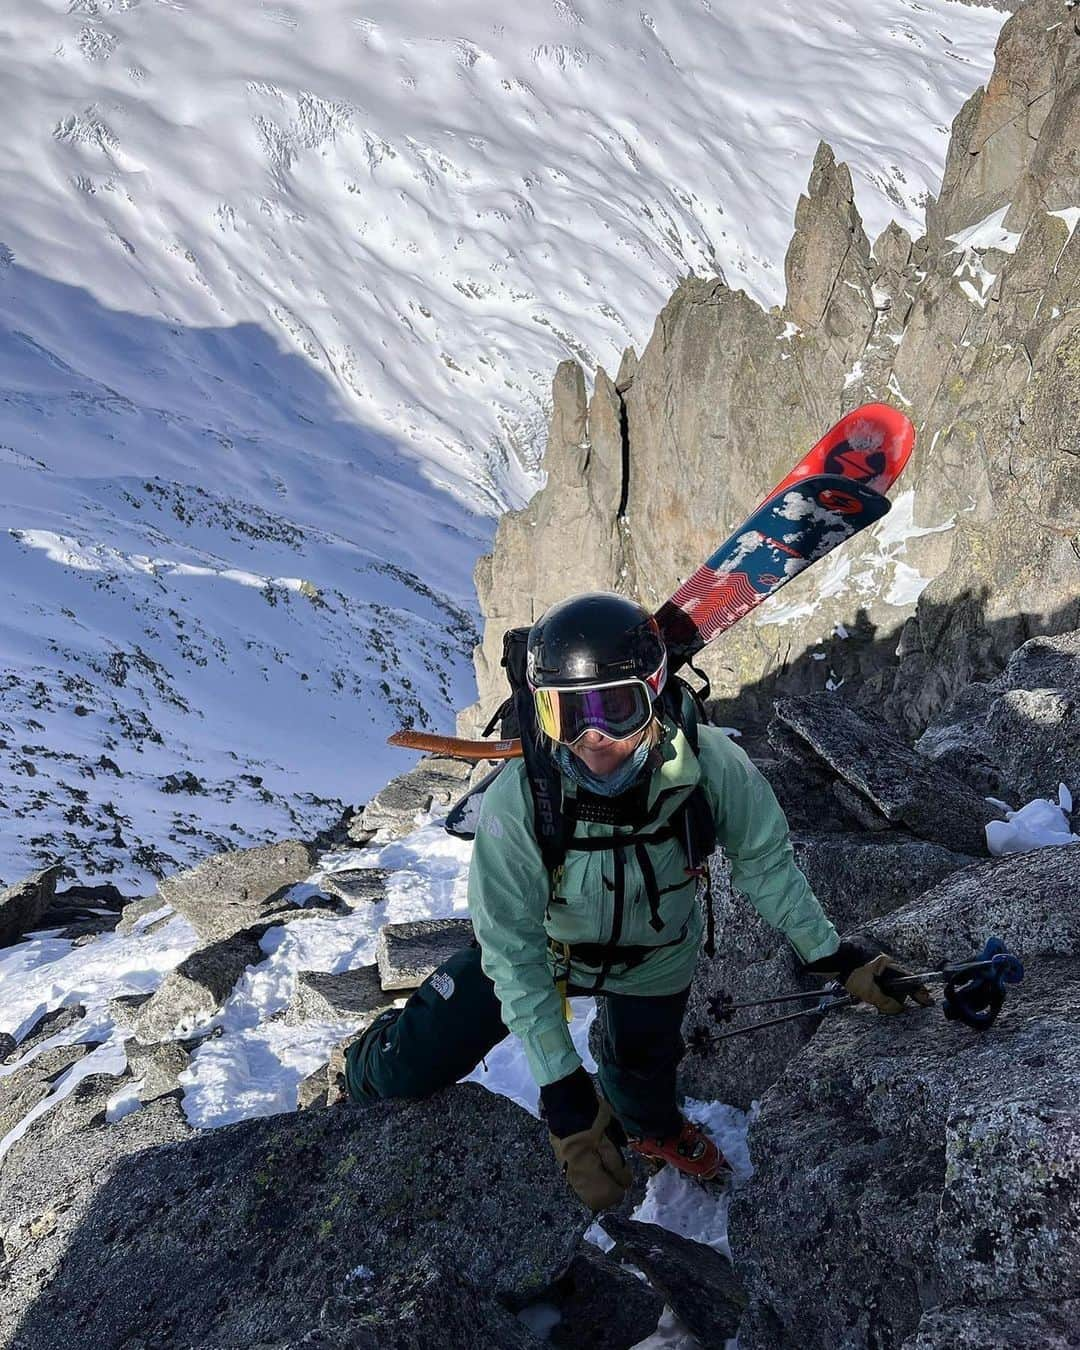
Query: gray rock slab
257,1255,543,1350
158,838,314,943
0,1094,194,1303
359,757,472,840
319,868,390,906
283,966,393,1028
677,835,981,1113
105,992,153,1027
0,866,62,949
903,1300,1080,1349
376,917,475,991
790,833,977,936
1,1072,122,1177
757,750,853,834
832,779,894,831
678,837,953,1111
1,1084,585,1350
296,1063,333,1112
600,1216,746,1346
773,695,1002,854
131,931,264,1043
545,1247,666,1350
0,1042,95,1142
41,902,122,943
852,843,1080,965
115,893,174,935
913,681,1007,798
55,883,128,910
919,629,1080,806
124,1040,191,1104
729,830,1080,1350
2,1003,87,1062
732,959,1080,1349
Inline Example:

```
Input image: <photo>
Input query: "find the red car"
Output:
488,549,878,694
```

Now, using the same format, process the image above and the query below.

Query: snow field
2,0,1007,496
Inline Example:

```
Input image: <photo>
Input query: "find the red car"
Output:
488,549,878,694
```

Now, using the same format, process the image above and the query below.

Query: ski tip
835,403,916,487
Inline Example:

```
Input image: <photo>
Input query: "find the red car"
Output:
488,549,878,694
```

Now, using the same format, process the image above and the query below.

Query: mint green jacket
467,722,840,1088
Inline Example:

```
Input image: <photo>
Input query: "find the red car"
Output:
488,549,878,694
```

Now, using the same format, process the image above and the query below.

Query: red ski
390,404,915,761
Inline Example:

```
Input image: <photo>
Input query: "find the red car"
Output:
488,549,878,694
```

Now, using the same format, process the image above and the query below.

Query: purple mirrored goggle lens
534,680,653,745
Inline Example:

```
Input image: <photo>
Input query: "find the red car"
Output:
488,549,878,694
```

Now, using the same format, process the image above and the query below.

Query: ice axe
686,938,1024,1052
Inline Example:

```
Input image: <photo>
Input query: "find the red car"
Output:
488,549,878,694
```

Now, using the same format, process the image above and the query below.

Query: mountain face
464,0,1078,748
0,2,1007,889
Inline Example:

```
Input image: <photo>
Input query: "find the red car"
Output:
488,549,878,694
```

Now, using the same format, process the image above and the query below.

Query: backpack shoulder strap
660,674,704,754
513,687,570,873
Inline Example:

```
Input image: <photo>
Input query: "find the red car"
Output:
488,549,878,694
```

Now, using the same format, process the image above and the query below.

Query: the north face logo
430,971,455,1000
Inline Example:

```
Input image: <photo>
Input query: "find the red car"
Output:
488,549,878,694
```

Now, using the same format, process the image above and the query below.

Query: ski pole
690,938,1023,1050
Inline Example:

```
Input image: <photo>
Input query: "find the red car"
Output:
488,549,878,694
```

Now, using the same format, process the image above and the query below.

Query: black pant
344,944,689,1138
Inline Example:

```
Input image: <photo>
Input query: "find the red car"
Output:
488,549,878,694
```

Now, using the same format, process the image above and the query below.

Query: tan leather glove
548,1096,632,1213
845,953,933,1014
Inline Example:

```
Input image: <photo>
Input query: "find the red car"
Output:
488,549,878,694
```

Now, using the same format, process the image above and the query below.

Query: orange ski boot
628,1117,731,1183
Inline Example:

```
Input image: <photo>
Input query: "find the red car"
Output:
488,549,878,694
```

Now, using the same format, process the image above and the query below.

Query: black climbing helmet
526,592,667,745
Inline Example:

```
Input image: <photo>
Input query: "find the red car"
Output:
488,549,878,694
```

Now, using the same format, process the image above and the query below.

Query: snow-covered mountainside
0,1,1007,889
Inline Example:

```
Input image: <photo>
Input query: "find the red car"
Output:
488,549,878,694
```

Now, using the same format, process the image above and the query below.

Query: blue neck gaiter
554,738,653,797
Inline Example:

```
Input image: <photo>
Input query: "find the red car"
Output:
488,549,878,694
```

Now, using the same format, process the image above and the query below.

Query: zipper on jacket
590,844,626,994
609,844,626,948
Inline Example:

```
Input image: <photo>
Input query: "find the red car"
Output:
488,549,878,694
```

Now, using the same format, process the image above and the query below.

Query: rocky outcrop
0,1085,586,1350
917,627,1080,802
0,1042,97,1142
319,867,390,905
902,1300,1080,1350
115,893,173,935
0,866,62,949
0,1094,194,1298
770,694,1004,854
376,917,475,991
0,1004,87,1062
785,142,876,380
353,757,473,840
460,361,634,735
312,1256,544,1350
129,930,265,1043
540,1246,666,1350
728,845,1080,1349
467,0,1080,743
790,834,977,933
600,1216,746,1347
283,966,392,1028
123,1040,191,1106
158,838,314,943
675,831,973,1112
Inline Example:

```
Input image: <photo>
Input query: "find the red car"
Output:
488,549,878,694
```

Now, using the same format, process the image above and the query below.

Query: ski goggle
532,660,666,746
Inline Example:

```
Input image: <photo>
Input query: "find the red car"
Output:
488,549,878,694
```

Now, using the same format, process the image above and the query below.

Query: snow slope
0,1,1007,888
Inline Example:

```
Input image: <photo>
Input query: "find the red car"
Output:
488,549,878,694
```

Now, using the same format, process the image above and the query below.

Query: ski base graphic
389,403,915,762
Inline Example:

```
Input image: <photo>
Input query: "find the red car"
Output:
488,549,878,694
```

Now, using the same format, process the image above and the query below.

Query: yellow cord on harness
554,939,573,1022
